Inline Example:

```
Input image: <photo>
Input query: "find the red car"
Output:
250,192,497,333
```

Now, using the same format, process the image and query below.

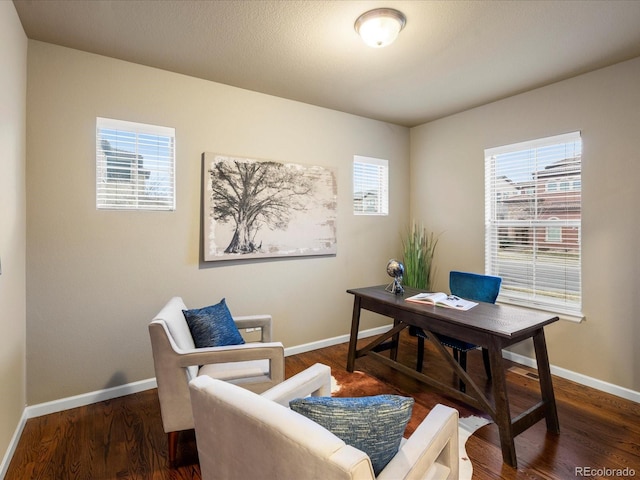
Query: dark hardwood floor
7,331,640,479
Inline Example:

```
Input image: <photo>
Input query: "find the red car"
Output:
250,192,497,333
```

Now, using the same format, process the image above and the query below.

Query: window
353,155,389,215
545,217,562,242
485,131,582,319
96,117,175,210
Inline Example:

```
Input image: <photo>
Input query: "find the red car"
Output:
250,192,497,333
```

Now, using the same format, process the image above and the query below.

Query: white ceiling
13,0,640,127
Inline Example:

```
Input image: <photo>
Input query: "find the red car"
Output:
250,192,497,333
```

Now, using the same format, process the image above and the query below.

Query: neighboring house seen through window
353,155,389,215
96,117,175,210
485,131,582,319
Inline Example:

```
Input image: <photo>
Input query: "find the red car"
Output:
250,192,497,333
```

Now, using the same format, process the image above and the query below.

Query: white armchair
148,296,284,464
189,363,459,480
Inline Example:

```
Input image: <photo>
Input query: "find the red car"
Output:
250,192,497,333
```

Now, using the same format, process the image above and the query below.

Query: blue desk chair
413,271,502,392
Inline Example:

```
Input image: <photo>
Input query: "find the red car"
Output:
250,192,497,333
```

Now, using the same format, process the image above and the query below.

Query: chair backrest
190,375,374,480
148,296,199,432
152,296,195,350
449,271,501,304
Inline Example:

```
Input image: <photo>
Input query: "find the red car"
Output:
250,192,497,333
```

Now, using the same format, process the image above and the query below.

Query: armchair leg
168,431,179,465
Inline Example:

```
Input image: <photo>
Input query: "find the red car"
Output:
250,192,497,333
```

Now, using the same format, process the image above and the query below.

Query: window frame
353,155,389,216
485,131,583,321
96,117,176,211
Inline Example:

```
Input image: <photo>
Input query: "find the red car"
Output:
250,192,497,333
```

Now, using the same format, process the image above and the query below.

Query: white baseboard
0,325,390,476
26,377,158,419
20,324,391,420
285,327,640,403
0,378,157,477
283,324,392,357
502,350,640,403
21,324,640,417
0,409,28,480
3,323,637,477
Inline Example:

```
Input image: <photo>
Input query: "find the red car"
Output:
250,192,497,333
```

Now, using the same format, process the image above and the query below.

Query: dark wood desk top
347,285,559,340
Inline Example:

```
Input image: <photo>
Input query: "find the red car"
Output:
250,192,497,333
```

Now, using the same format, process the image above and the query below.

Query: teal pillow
289,395,413,475
182,298,245,348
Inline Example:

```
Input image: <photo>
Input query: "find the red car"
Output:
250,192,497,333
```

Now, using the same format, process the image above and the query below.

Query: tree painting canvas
203,153,337,261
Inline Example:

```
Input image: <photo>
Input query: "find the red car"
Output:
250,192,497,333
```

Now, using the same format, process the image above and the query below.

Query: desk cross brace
353,321,497,419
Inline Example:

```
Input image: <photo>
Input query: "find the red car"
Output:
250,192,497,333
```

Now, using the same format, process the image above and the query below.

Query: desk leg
488,337,517,468
346,297,362,372
533,328,560,433
390,318,400,361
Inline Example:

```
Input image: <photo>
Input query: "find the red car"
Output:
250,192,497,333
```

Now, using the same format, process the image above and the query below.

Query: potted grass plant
402,221,439,291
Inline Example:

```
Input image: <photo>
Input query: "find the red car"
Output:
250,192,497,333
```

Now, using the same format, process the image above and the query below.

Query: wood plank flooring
6,331,640,479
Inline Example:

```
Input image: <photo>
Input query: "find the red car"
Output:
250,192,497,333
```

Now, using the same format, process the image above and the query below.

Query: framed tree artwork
202,153,337,261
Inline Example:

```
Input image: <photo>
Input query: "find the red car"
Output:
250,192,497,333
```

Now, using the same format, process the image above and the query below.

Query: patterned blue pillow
289,395,413,475
182,298,245,348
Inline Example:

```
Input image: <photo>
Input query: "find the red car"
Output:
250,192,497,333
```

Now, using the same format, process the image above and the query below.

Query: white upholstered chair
148,296,284,464
189,363,460,480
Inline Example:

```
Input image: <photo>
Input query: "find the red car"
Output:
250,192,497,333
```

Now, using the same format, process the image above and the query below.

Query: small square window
96,117,175,211
353,155,389,215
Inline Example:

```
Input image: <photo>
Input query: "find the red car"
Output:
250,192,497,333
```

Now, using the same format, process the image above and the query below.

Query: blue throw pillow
182,298,245,348
289,395,413,475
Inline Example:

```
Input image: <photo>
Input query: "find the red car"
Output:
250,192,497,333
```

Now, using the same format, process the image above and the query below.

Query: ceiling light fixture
355,8,406,48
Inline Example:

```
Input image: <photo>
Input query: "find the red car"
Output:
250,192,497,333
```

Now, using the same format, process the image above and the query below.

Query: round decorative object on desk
386,259,405,295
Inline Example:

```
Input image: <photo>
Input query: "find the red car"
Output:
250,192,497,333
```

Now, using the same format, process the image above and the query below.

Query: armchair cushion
182,298,245,348
290,394,414,475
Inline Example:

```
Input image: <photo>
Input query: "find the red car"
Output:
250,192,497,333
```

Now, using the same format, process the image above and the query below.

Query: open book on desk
405,292,478,311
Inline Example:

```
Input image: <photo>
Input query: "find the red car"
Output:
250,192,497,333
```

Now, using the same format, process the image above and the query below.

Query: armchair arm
175,342,284,369
261,363,332,407
233,314,273,342
377,404,459,480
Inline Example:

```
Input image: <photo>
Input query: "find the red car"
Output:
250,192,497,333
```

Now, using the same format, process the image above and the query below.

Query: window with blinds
485,131,582,319
353,155,389,215
96,117,175,210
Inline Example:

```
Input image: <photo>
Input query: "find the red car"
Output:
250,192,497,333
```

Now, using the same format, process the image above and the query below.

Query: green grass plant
402,222,438,290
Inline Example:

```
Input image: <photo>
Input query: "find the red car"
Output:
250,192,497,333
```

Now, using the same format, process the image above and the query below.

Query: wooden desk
347,285,560,468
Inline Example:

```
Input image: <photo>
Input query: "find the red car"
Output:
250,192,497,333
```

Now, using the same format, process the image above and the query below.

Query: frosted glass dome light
355,8,406,48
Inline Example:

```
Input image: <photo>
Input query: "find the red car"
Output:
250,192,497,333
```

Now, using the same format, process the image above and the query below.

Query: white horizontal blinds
96,117,175,210
485,131,582,316
353,155,389,215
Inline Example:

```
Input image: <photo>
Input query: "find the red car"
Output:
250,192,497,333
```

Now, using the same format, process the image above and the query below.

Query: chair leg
458,351,467,393
482,348,492,380
168,431,179,465
416,336,425,373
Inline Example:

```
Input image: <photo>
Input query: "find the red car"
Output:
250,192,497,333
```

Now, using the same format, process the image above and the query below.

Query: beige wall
0,0,27,465
20,32,640,407
410,56,640,392
25,41,410,404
